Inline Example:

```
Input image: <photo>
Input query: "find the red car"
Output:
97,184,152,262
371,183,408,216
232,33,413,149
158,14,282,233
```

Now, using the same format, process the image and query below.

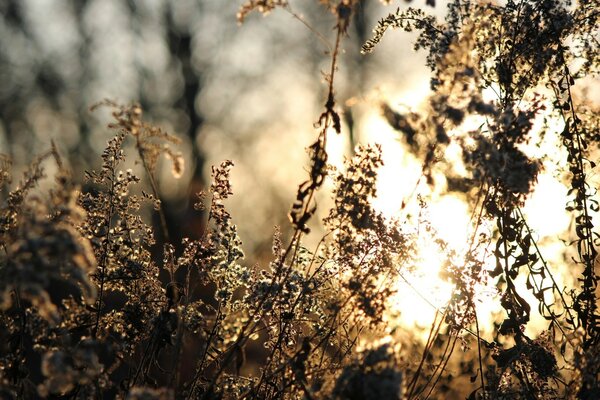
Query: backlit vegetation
1,0,599,399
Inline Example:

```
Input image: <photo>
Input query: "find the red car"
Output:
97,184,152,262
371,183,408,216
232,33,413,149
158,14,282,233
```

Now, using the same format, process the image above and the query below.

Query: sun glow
354,105,573,340
351,111,469,334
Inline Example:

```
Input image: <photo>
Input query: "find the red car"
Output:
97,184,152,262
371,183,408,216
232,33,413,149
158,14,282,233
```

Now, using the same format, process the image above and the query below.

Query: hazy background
0,0,446,254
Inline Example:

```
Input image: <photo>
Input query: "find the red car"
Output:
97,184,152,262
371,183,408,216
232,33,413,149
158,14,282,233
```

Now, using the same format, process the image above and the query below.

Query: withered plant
0,1,599,399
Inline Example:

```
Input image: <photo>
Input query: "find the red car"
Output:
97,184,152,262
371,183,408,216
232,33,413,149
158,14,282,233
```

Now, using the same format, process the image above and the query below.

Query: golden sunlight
359,109,476,332
356,105,574,340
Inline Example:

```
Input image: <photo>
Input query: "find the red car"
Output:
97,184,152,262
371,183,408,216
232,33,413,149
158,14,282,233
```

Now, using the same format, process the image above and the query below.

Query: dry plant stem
92,159,117,339
260,259,371,392
316,245,377,368
474,302,486,399
198,251,289,397
130,199,180,387
284,17,342,250
517,362,536,400
174,265,197,388
499,0,525,107
424,335,459,400
515,206,576,342
416,198,492,399
129,297,176,389
198,265,285,398
288,248,372,374
131,332,156,386
168,270,189,388
240,240,330,399
468,180,488,228
406,309,444,399
201,23,344,400
284,4,332,53
182,193,223,396
413,326,454,400
466,186,491,399
405,184,493,397
500,204,516,313
561,62,598,344
411,314,459,400
187,305,223,397
13,287,27,397
398,270,491,347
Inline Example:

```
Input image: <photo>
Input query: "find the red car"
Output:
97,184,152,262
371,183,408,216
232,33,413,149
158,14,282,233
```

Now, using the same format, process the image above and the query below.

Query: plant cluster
0,0,599,399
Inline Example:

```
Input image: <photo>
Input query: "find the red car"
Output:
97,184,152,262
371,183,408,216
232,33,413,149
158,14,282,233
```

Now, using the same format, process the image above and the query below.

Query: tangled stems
1,1,599,399
554,58,600,346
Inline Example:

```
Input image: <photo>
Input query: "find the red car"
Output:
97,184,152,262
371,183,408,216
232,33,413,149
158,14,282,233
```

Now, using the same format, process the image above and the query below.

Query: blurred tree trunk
163,3,206,243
